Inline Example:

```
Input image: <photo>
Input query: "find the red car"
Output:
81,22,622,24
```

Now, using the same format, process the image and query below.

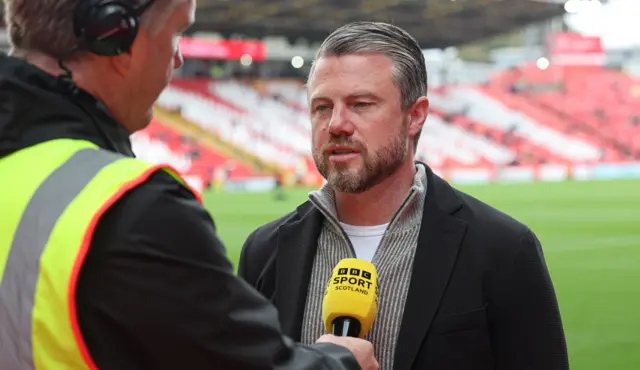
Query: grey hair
5,0,182,59
310,21,428,151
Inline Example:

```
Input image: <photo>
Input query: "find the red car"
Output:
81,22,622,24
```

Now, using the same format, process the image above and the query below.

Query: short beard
313,123,408,193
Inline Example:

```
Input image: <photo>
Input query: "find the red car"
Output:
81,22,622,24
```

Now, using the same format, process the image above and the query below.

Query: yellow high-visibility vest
0,138,200,369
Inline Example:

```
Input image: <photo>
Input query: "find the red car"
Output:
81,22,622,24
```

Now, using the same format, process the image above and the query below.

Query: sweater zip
372,188,417,261
309,196,358,257
309,188,418,260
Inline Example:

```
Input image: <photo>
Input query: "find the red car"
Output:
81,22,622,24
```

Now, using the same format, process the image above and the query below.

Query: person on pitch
239,21,569,370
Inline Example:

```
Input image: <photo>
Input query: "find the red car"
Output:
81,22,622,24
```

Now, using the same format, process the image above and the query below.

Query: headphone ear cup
74,0,140,56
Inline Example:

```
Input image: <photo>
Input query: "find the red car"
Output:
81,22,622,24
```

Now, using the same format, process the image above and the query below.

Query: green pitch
203,179,640,370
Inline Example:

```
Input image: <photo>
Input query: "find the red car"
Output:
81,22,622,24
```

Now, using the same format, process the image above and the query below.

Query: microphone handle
331,316,362,337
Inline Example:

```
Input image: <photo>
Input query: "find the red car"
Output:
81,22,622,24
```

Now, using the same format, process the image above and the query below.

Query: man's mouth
330,148,357,154
326,146,360,162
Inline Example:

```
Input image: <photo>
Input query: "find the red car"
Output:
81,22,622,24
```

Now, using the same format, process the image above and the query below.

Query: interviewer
0,0,378,369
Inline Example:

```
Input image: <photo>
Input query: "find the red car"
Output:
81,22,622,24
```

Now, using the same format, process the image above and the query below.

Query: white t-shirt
339,222,389,262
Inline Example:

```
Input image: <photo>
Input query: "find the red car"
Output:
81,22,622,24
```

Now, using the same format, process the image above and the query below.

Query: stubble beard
313,124,409,194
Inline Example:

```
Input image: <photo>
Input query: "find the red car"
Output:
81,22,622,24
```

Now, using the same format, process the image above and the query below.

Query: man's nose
174,49,184,70
328,106,355,136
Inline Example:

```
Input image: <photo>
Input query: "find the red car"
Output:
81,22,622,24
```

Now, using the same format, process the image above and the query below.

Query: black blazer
238,165,569,370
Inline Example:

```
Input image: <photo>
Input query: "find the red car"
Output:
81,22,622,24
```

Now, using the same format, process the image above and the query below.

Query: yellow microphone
322,258,379,338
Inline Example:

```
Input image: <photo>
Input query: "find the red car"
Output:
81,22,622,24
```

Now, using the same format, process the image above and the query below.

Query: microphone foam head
322,258,379,338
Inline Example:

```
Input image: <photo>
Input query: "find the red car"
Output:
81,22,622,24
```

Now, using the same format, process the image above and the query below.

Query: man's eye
354,102,371,108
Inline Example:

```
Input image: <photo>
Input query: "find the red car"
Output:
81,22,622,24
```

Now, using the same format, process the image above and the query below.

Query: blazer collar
393,164,468,370
274,202,323,340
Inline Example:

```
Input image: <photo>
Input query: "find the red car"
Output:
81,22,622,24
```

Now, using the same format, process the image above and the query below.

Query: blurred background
4,0,639,368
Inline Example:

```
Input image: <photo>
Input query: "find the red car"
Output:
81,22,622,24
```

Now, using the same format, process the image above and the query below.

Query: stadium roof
192,0,566,48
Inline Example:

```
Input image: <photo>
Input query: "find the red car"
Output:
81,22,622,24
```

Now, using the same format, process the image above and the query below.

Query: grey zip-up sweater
300,163,428,370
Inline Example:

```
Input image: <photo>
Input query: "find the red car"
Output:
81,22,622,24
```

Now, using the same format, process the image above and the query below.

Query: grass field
203,179,640,370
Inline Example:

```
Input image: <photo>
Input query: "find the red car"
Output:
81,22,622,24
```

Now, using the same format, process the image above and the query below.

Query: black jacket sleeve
487,228,569,370
75,172,359,370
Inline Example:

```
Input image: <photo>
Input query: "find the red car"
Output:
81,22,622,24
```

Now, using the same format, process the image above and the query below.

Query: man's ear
407,96,429,139
109,51,132,77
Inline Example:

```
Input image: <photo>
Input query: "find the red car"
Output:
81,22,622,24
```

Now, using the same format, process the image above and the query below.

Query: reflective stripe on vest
0,139,200,369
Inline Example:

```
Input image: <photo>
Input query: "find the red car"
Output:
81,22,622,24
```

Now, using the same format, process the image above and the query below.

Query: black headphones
73,0,155,56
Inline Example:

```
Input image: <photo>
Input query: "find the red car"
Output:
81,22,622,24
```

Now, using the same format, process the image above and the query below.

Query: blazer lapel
393,167,468,370
275,204,324,340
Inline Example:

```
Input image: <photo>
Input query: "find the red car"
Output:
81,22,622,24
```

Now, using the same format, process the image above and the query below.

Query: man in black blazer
239,22,569,370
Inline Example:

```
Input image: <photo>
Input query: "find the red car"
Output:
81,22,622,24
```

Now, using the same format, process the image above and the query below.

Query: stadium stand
151,68,638,186
157,79,312,172
104,0,634,191
432,86,604,163
131,120,257,192
484,64,640,160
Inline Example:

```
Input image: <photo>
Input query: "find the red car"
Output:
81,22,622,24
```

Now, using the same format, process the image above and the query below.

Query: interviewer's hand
316,334,379,370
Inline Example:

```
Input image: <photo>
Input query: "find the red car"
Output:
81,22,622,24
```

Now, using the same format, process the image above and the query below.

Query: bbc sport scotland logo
337,267,372,280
